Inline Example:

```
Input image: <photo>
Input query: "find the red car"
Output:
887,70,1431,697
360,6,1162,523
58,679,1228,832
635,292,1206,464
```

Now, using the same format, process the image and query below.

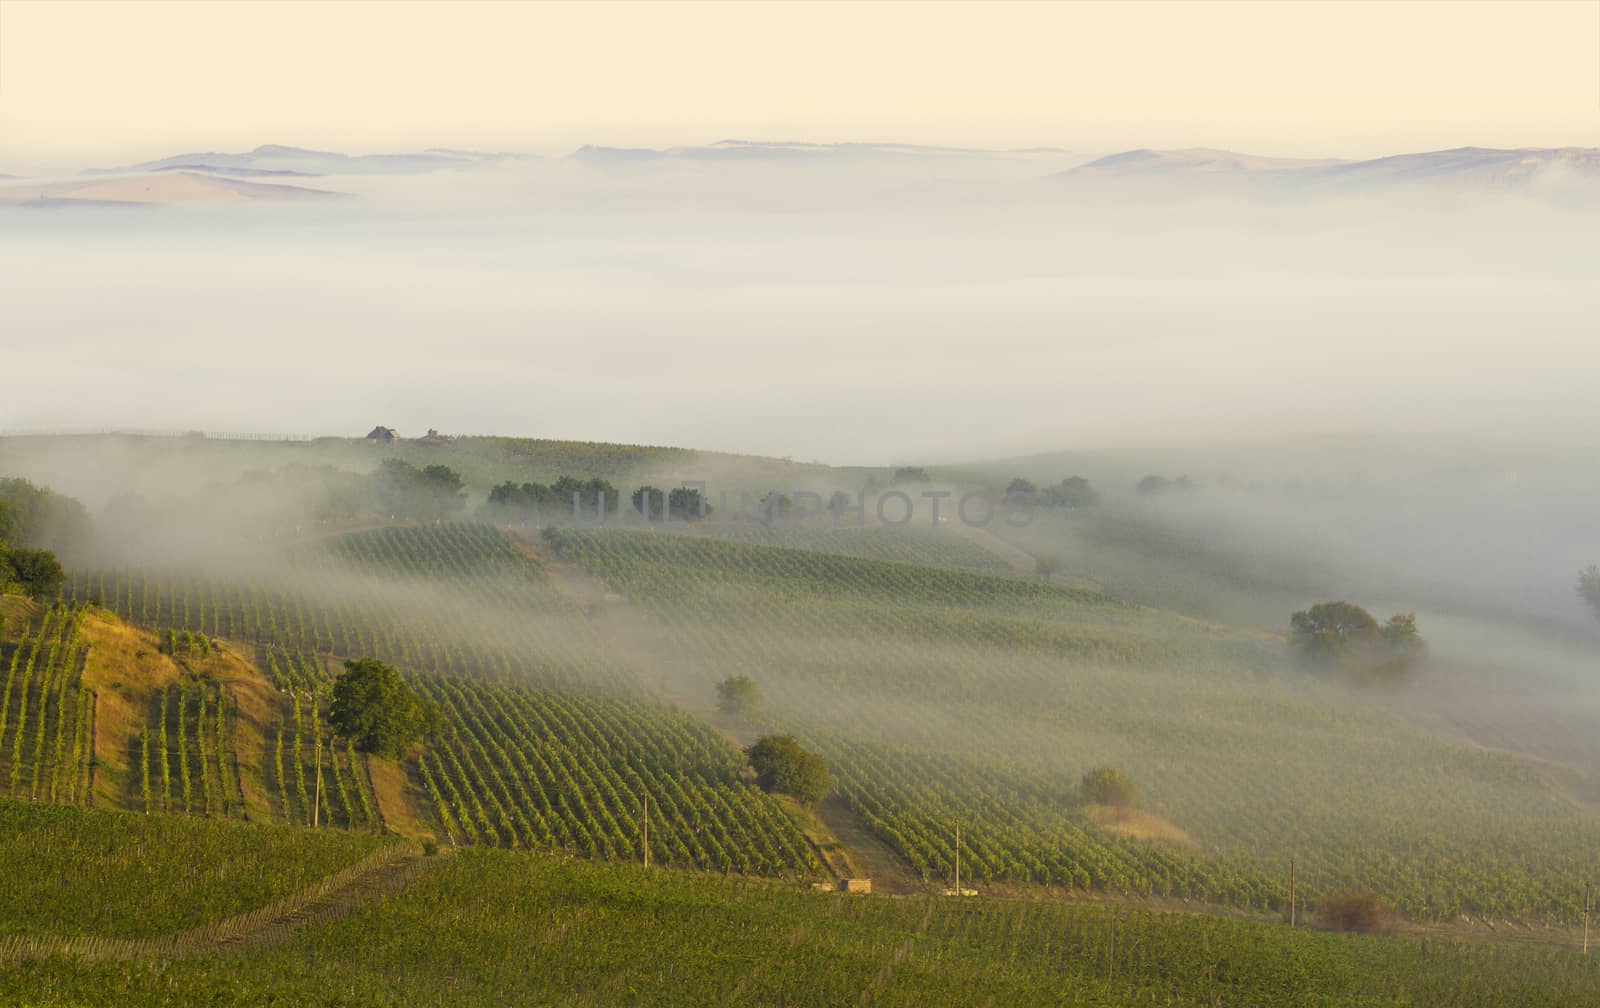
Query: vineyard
0,604,93,805
543,528,1600,923
49,525,822,873
65,523,636,693
138,680,241,818
5,844,1599,1007
413,676,817,874
0,798,391,940
692,523,1015,572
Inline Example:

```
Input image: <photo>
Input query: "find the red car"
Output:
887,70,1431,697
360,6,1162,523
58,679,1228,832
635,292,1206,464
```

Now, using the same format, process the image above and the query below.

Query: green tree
715,674,761,716
667,486,710,521
1289,602,1425,680
419,465,466,520
329,659,431,758
0,478,92,556
1577,565,1600,621
0,548,64,601
631,485,664,520
1081,766,1135,808
1043,476,1100,508
746,734,831,805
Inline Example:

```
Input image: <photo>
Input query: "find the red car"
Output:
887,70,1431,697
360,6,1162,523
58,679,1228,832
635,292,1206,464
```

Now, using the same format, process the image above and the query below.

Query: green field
2,833,1597,1007
0,799,390,939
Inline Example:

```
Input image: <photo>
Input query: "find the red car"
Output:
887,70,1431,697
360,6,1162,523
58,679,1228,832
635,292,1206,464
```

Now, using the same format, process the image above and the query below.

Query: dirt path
814,795,927,896
0,844,434,962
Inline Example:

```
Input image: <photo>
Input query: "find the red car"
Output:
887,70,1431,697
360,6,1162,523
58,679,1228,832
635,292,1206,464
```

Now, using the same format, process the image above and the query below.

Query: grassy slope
3,845,1598,1007
0,799,389,939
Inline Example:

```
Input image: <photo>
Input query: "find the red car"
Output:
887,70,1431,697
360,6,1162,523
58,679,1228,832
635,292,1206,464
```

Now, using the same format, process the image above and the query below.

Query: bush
746,735,831,806
1081,766,1135,808
714,674,761,716
1321,887,1391,933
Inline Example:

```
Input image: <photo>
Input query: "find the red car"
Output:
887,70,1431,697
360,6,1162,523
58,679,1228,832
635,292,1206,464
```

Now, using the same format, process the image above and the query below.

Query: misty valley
2,429,1600,1005
5,8,1600,996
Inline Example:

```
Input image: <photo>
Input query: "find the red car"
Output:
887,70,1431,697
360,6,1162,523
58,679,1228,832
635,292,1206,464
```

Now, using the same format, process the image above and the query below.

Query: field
543,527,1600,923
14,516,1599,925
3,836,1599,1007
0,799,390,939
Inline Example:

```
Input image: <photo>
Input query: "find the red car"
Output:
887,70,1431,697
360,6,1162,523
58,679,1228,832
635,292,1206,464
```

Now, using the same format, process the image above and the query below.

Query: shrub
747,735,831,806
1081,766,1135,808
715,674,761,716
1322,887,1391,933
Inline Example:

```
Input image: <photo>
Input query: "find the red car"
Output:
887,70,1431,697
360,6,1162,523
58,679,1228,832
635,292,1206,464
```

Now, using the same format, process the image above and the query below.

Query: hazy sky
2,0,1597,166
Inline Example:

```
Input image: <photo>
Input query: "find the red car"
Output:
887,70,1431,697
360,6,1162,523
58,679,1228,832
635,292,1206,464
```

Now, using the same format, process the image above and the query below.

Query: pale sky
1,0,1597,167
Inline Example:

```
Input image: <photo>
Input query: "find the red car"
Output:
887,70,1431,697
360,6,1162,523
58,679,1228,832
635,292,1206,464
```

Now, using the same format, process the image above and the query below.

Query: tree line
486,478,710,524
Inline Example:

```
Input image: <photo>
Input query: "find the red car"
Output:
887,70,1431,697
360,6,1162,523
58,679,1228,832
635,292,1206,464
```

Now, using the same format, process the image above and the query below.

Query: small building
365,426,397,444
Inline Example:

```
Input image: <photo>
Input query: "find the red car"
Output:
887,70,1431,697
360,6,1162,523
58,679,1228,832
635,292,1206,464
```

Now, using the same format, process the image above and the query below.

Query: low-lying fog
5,148,1598,769
3,152,1597,464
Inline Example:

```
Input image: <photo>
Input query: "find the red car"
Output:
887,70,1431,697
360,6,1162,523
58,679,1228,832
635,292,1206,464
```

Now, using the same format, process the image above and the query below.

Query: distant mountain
0,171,348,206
90,144,530,177
573,139,1078,165
1310,146,1600,187
1067,147,1345,176
148,164,320,179
1061,145,1600,193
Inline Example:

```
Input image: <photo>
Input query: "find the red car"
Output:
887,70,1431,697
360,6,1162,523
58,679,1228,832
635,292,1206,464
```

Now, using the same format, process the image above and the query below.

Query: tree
0,478,92,556
1043,476,1100,508
1081,766,1135,808
0,548,64,601
329,658,431,758
746,734,831,805
715,674,761,716
552,476,618,518
759,492,792,523
1006,478,1038,500
631,485,664,519
1289,601,1425,680
667,486,710,521
1578,566,1600,621
419,465,466,520
372,460,465,521
892,466,930,484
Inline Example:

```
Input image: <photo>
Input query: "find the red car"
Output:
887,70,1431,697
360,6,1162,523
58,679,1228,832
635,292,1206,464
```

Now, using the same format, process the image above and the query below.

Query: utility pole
1585,881,1592,954
1288,855,1297,928
312,735,323,828
953,820,961,897
642,794,650,869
